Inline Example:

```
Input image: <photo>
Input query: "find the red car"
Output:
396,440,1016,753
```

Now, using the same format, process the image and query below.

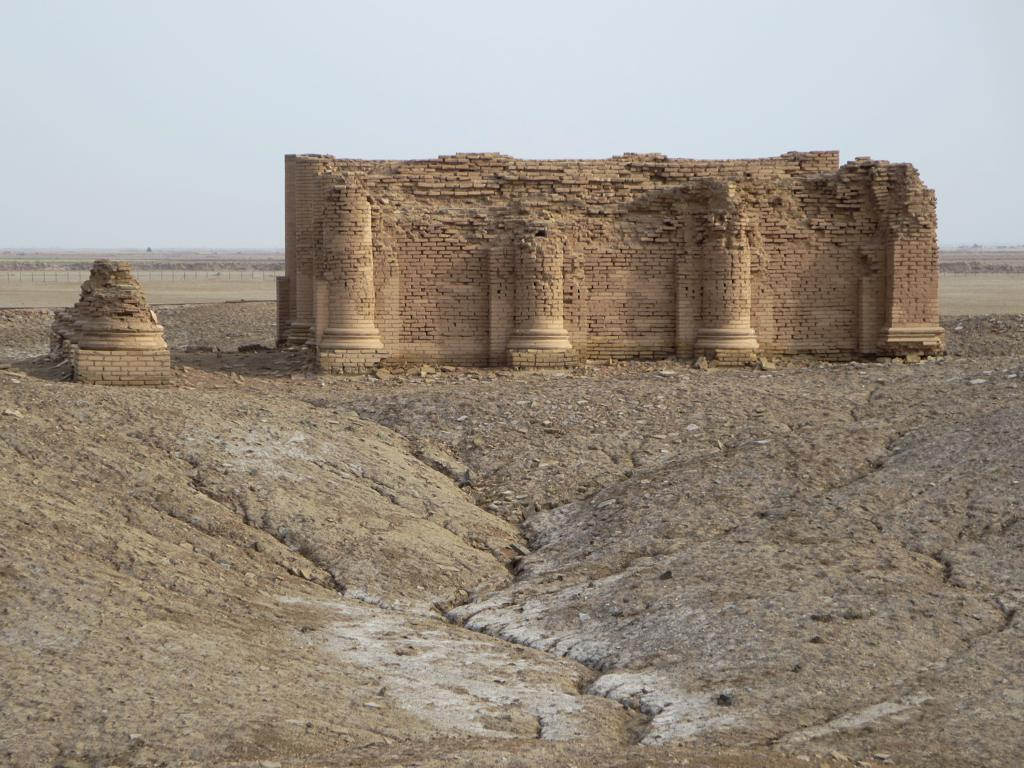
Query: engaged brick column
287,256,314,345
318,182,384,373
695,190,759,364
507,227,575,368
282,155,298,343
876,165,945,356
275,275,290,346
286,156,317,346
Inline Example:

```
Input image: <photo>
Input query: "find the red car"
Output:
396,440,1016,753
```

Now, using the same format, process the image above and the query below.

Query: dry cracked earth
1,303,1022,768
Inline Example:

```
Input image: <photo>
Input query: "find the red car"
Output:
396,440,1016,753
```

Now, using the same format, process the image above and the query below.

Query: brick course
53,260,170,386
283,151,943,370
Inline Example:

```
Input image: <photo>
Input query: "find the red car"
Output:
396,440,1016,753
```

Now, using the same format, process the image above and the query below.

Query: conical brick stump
53,260,171,386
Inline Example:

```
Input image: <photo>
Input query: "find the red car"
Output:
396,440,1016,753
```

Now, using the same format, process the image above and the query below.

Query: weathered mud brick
53,260,171,386
283,151,943,369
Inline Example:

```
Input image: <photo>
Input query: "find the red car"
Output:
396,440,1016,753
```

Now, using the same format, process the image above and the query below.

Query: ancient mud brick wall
275,276,290,345
283,152,943,369
53,260,170,385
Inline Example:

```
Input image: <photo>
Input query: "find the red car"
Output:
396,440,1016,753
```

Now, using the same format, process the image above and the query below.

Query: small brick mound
52,260,170,386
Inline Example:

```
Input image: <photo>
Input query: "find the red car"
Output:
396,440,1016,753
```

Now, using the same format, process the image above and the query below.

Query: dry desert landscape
1,275,1023,767
5,0,1022,764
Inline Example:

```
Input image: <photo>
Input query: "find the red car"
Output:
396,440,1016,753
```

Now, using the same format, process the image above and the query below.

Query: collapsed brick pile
52,260,170,385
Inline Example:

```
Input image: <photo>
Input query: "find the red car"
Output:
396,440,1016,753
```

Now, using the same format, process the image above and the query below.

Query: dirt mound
1,302,1022,767
448,390,1021,763
943,314,1024,356
0,308,52,360
1,376,627,766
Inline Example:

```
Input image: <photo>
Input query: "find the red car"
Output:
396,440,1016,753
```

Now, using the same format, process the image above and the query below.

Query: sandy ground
1,305,1022,767
939,247,1024,269
0,278,277,307
938,273,1024,314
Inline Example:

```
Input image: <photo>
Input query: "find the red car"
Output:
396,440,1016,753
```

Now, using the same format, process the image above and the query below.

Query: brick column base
877,325,945,357
694,328,759,365
508,348,579,369
74,348,171,386
318,349,385,374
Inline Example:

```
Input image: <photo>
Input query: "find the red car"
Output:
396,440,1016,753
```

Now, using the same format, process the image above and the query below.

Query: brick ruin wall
53,260,170,386
278,152,944,370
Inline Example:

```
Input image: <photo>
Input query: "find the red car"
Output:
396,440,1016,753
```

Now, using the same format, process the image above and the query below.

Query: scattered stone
2,408,22,418
715,692,734,706
969,378,988,384
373,368,393,380
415,441,473,487
694,356,709,371
287,565,314,580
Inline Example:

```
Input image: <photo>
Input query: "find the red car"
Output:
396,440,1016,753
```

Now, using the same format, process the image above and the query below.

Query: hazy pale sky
1,0,1021,248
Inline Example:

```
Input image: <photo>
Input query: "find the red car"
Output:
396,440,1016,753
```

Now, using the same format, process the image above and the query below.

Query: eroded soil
1,306,1022,767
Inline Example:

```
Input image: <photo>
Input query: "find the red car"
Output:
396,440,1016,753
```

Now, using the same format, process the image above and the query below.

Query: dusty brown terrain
1,304,1022,767
0,281,279,308
937,248,1024,314
938,274,1024,315
939,247,1024,272
0,250,282,308
0,248,283,267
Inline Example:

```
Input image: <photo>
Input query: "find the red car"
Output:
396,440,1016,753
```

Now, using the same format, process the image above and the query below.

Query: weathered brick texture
284,151,943,370
52,260,170,385
275,275,291,346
